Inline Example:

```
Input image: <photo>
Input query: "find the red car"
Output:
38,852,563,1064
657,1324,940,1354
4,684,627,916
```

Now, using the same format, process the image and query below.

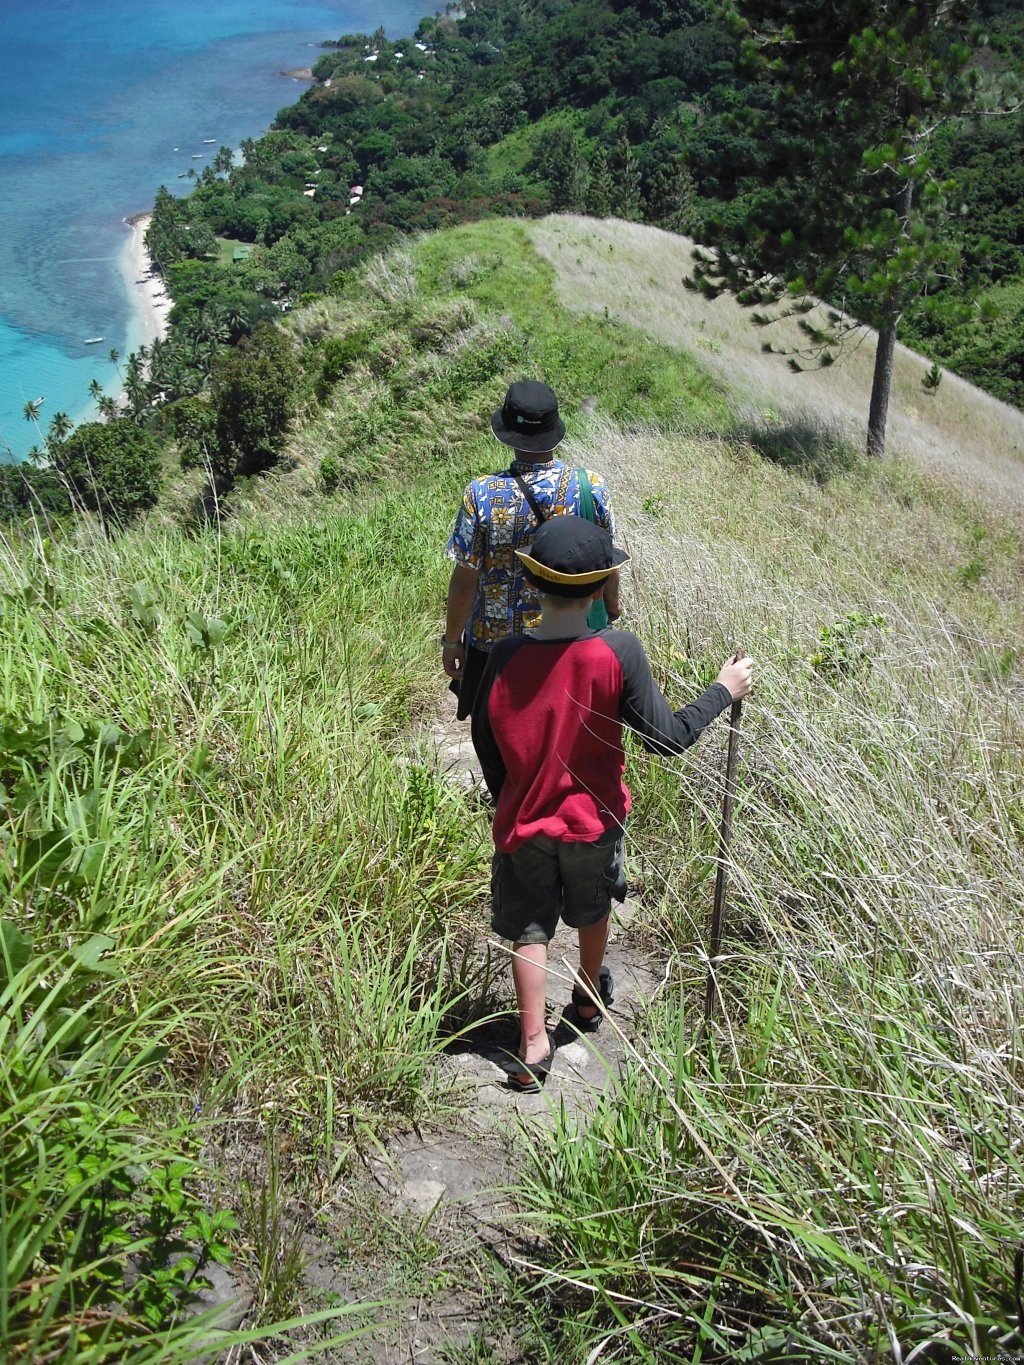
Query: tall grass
0,927,378,1362
503,419,1024,1361
0,472,491,1354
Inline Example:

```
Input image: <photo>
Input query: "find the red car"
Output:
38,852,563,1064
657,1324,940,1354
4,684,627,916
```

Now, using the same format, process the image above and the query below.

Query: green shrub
957,554,986,585
51,420,162,525
0,462,72,522
210,325,299,484
809,610,887,677
922,360,943,392
167,397,217,471
319,454,342,491
320,331,373,390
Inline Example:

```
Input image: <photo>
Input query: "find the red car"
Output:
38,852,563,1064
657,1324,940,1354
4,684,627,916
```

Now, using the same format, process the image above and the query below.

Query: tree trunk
867,176,914,459
867,322,897,458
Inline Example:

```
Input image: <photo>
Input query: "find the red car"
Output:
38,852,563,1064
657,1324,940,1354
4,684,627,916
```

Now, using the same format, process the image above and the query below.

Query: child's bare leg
576,914,610,1020
511,941,550,1065
511,943,549,1056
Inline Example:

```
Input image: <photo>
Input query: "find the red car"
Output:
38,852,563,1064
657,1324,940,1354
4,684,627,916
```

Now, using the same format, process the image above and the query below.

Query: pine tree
586,147,614,218
529,125,589,212
646,159,697,235
611,138,642,222
691,0,981,457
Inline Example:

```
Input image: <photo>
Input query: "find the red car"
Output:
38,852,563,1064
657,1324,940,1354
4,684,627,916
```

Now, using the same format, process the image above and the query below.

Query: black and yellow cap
516,514,630,597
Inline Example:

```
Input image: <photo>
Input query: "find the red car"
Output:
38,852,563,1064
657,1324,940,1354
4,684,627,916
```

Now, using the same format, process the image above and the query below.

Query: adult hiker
442,379,619,719
470,515,753,1092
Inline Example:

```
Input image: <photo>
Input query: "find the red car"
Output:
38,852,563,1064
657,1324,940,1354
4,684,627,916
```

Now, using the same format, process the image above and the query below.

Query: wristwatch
440,636,460,648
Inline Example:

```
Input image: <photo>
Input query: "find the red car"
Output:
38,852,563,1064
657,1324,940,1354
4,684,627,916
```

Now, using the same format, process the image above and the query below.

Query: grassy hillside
3,217,1023,1362
529,215,1024,509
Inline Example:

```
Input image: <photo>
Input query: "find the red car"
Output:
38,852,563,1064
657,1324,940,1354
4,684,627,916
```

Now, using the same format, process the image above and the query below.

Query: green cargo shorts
490,827,627,946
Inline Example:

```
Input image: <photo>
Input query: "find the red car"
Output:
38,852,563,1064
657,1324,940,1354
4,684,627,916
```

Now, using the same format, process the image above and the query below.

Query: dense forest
152,0,1024,396
4,0,1022,516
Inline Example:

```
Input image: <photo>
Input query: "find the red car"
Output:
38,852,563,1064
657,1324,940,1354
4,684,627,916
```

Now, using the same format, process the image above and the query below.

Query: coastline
59,216,170,439
121,213,170,355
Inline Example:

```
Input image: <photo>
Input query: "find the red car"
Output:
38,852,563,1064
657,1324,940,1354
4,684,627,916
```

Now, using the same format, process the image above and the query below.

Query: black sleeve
469,642,512,802
605,631,733,757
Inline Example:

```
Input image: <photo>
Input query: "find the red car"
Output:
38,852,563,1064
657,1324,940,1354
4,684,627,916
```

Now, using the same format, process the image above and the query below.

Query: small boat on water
203,138,216,144
191,153,203,158
83,337,104,345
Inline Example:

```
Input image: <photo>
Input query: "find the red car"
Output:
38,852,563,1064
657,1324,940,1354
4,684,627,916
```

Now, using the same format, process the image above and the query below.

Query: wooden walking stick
704,652,745,1023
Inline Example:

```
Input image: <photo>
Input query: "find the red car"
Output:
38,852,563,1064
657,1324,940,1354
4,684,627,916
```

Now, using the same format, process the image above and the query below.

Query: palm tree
97,395,118,421
175,363,204,397
22,398,42,427
200,306,230,347
224,299,251,340
108,348,121,380
184,334,213,371
124,372,149,417
149,337,168,379
88,378,103,403
47,411,72,445
212,146,234,176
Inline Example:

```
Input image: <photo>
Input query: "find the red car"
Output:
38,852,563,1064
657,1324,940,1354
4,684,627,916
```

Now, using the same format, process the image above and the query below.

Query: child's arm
610,634,751,756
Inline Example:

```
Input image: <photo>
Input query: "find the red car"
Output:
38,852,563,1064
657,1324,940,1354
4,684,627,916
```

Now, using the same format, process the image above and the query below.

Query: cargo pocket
600,836,627,904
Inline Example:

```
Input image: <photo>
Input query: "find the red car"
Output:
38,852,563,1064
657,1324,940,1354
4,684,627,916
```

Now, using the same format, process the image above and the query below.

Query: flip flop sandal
565,966,614,1034
499,1032,557,1094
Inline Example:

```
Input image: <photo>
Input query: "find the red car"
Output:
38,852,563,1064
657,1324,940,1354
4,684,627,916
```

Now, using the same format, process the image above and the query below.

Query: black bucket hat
490,380,566,454
516,515,630,598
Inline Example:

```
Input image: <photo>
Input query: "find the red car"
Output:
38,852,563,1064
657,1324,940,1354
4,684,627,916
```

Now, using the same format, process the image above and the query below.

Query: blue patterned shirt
446,459,615,651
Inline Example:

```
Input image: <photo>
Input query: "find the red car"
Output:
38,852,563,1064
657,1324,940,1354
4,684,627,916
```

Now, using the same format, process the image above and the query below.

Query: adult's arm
608,632,731,756
590,473,621,619
602,568,621,620
442,562,480,680
590,469,616,537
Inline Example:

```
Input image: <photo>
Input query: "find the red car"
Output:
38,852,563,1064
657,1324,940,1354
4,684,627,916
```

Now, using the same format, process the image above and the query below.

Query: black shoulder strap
509,470,548,525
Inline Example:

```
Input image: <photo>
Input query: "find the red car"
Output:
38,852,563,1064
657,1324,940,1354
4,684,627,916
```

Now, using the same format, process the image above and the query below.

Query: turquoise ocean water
0,0,429,461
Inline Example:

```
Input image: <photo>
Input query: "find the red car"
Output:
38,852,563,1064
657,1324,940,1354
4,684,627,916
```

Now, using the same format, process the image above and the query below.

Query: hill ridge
531,214,1024,510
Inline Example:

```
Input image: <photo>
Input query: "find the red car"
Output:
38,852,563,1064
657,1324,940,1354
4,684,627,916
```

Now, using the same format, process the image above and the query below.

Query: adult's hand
442,641,466,681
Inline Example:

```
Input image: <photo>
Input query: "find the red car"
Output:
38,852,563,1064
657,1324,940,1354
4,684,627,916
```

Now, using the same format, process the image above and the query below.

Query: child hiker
470,515,753,1092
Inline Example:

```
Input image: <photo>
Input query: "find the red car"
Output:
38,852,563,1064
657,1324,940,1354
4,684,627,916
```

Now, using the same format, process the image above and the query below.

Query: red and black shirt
471,629,731,853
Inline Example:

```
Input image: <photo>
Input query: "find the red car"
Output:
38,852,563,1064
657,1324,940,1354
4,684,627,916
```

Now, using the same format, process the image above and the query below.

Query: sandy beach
121,213,170,351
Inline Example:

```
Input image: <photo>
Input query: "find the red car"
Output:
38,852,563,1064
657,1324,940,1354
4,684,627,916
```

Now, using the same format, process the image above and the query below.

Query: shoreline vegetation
45,214,170,442
101,0,1023,472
